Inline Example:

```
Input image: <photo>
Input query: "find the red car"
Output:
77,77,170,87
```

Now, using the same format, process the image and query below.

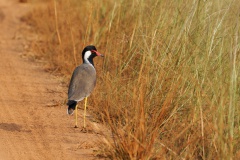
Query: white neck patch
84,51,91,63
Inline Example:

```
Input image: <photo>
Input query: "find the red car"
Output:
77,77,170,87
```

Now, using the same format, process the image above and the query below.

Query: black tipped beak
91,50,104,57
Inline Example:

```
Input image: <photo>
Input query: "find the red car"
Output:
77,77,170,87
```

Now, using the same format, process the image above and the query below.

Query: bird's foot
81,127,87,133
74,125,78,128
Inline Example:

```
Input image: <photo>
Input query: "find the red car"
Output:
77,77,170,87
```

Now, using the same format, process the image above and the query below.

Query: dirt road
0,1,105,159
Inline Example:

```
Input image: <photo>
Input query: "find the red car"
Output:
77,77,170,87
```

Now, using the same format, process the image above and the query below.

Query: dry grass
25,0,240,159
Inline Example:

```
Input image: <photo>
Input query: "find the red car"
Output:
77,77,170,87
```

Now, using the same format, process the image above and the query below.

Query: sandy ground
0,0,106,159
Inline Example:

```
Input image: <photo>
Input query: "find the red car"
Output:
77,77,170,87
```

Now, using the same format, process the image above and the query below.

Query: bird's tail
67,100,77,115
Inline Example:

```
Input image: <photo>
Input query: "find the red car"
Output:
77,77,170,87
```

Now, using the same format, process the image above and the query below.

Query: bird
67,45,103,129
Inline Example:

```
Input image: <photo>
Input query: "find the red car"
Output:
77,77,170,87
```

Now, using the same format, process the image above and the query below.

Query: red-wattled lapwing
67,45,103,129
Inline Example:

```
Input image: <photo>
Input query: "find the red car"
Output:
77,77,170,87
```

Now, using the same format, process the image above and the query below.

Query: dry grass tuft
25,0,240,159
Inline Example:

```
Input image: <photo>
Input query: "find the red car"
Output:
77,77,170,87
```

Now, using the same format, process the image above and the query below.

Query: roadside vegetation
26,0,240,159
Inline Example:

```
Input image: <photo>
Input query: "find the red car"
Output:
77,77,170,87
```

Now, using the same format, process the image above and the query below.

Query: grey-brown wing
68,64,96,101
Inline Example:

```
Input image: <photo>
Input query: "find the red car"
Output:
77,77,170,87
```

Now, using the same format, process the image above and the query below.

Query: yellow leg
83,97,88,128
74,104,78,128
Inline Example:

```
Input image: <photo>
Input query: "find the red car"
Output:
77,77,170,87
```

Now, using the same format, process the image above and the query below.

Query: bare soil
0,0,106,159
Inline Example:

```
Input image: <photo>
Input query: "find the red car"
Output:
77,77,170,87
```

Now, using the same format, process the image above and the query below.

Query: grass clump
26,0,240,159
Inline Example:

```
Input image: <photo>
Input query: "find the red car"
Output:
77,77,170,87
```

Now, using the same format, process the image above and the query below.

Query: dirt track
0,1,105,159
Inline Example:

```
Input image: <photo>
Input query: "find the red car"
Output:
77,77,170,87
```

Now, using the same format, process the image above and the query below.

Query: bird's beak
91,50,104,57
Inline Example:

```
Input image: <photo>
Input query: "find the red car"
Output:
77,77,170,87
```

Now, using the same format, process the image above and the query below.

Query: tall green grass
26,0,240,159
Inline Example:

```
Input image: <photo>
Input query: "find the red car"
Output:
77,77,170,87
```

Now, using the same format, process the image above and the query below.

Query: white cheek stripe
84,51,91,63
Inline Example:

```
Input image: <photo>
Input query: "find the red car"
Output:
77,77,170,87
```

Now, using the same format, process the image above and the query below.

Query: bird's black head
82,45,104,66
